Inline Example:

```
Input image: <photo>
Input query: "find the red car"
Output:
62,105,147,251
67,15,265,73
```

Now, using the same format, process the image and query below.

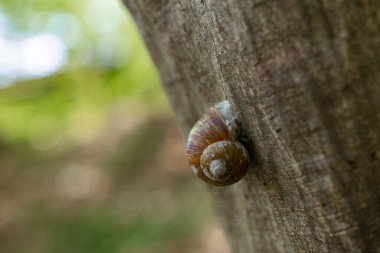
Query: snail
185,100,250,186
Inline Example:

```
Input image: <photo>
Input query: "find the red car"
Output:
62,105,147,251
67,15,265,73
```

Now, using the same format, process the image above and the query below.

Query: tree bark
122,1,380,252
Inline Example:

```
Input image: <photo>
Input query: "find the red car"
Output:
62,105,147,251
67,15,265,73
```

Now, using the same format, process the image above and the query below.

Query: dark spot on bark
346,159,355,166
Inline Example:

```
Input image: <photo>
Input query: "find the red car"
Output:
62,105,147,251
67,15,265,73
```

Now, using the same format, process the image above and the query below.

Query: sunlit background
0,0,229,252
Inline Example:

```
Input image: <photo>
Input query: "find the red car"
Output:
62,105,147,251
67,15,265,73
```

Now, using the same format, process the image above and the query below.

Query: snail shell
186,101,250,186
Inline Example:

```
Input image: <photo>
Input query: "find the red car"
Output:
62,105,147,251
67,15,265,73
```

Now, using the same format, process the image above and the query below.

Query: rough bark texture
122,1,380,252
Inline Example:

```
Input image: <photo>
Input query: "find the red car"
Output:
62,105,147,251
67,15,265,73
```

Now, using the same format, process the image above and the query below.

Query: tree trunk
122,1,380,252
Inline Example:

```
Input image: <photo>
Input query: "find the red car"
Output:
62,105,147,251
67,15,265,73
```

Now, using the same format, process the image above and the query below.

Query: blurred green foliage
29,183,209,253
0,1,221,253
0,0,165,147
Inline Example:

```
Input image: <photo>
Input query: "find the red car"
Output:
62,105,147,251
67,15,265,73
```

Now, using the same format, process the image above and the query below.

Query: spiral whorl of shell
186,108,233,168
185,101,249,186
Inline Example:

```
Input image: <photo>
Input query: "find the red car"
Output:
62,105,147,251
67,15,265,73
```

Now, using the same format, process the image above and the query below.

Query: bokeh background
0,0,229,252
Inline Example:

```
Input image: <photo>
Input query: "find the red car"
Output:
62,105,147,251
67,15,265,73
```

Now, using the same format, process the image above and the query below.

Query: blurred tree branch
122,0,380,252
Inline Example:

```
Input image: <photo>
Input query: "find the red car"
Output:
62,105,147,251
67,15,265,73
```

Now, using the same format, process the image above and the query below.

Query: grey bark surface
122,1,380,252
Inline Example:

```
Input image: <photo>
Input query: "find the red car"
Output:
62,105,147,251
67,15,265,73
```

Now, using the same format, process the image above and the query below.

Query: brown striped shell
185,102,250,186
